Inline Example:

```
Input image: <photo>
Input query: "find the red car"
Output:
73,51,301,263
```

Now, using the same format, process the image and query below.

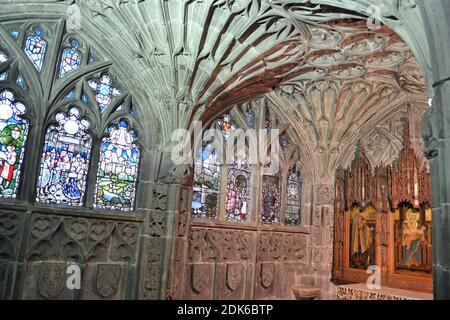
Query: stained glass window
192,142,220,219
24,27,47,71
245,109,255,129
59,39,81,77
10,29,19,40
226,160,251,222
81,93,89,105
16,75,25,88
217,113,236,140
36,108,92,206
0,90,29,198
88,74,121,112
286,167,302,225
88,53,97,63
94,120,139,211
261,175,281,224
0,50,8,81
64,90,75,100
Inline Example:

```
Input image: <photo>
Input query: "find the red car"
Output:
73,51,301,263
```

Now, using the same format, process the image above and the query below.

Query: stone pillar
138,150,189,300
419,0,450,300
310,184,336,300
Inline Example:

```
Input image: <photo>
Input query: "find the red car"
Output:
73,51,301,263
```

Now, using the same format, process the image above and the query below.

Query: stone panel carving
149,212,166,237
314,185,335,205
184,263,215,300
37,262,66,299
152,185,168,212
258,232,307,263
22,214,139,300
0,211,22,299
96,264,122,299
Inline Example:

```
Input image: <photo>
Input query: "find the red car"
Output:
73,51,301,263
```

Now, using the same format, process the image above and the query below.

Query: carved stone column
419,0,450,300
138,150,189,300
310,184,335,300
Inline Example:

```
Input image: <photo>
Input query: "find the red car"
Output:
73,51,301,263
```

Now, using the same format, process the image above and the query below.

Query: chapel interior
0,0,450,301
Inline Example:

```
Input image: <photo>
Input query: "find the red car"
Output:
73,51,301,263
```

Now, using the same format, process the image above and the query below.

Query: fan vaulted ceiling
0,0,428,180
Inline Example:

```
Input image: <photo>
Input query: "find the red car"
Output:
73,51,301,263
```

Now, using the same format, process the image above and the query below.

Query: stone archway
1,0,449,300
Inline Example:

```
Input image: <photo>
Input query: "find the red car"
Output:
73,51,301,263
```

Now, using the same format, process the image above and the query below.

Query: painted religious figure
94,120,140,211
350,205,375,269
226,172,248,221
36,108,92,206
261,175,281,224
394,207,432,273
0,90,28,198
192,142,220,219
401,209,426,266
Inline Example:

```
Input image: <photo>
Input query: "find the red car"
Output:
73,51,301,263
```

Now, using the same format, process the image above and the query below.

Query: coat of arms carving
37,262,66,299
260,263,275,289
96,264,121,299
226,263,243,292
190,264,210,295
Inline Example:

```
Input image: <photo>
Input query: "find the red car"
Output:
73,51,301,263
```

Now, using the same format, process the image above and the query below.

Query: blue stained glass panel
0,51,8,81
94,121,140,211
36,108,92,206
24,28,47,71
286,167,302,225
59,40,81,77
81,93,89,104
245,109,255,129
64,91,75,100
10,29,19,40
16,75,25,88
0,90,29,198
88,75,121,112
192,142,220,219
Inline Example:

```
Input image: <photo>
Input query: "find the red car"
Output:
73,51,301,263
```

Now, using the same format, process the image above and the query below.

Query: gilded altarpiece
332,130,432,293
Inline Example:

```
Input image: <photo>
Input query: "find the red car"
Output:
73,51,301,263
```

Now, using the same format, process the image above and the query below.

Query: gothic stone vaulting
0,0,449,300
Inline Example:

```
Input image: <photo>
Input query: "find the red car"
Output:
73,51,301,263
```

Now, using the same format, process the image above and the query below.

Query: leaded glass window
245,109,255,129
217,113,236,140
286,167,302,225
36,108,92,206
10,29,19,40
0,90,28,198
226,160,251,222
64,90,75,100
261,175,281,224
88,74,121,113
94,120,140,211
0,50,8,81
59,39,81,77
192,142,220,219
16,74,25,88
24,27,46,71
